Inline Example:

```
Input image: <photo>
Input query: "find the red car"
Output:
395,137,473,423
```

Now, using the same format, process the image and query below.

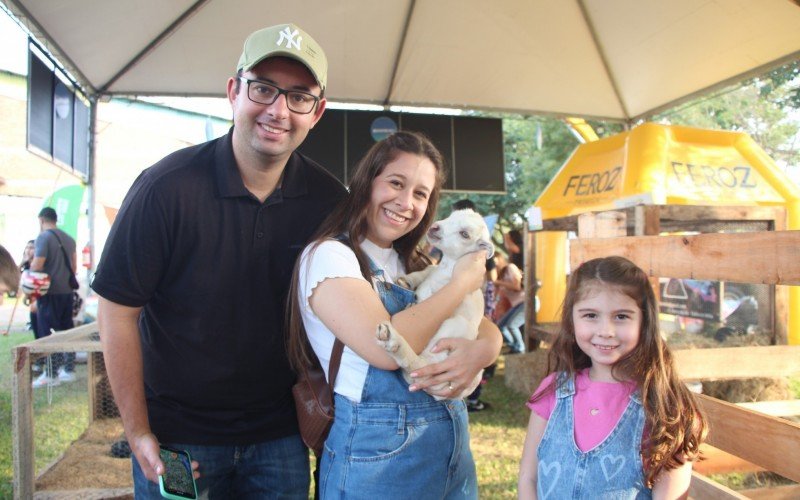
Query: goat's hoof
396,277,411,289
376,323,399,352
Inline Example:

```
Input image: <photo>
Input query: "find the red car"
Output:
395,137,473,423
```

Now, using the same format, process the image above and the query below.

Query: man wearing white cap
93,24,346,498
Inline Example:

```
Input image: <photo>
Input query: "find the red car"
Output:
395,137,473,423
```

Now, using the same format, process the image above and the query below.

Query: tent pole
87,95,98,276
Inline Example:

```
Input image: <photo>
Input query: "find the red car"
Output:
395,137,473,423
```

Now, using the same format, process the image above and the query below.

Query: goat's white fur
376,209,494,400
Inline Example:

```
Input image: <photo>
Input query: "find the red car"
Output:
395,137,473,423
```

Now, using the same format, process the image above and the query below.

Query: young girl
287,131,501,499
518,256,706,499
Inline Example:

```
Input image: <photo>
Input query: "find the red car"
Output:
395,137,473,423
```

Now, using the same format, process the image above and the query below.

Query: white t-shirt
297,238,404,402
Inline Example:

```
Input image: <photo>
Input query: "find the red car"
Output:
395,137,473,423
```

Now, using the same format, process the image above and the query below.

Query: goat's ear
478,240,495,259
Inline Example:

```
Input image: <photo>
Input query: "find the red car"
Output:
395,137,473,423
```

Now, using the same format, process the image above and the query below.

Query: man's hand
130,432,165,483
130,432,200,483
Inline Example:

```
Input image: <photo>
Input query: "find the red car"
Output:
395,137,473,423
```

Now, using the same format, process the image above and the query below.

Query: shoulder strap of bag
47,229,76,274
327,340,344,402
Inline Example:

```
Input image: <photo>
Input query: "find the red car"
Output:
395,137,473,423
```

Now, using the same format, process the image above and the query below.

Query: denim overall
536,374,651,500
318,262,478,499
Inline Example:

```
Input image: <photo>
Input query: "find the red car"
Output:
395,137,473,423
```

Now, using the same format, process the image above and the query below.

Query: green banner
43,185,85,239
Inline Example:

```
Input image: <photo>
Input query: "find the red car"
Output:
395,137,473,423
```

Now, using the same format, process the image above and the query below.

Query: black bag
292,340,343,456
48,230,80,290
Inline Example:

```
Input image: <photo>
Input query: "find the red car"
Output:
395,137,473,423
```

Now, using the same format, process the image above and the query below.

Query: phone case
158,446,198,499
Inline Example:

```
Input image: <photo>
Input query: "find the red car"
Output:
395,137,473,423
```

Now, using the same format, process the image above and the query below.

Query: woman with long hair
287,131,501,499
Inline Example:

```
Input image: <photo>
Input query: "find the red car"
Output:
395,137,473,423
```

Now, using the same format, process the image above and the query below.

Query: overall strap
47,229,76,274
333,233,381,275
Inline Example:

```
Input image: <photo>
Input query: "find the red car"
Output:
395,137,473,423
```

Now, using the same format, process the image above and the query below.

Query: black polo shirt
92,128,346,445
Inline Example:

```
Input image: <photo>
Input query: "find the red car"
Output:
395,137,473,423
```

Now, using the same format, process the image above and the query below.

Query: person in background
0,244,20,302
451,198,498,412
19,239,43,371
491,251,510,320
494,256,526,354
92,23,347,498
31,207,77,388
518,256,707,498
20,240,38,331
505,228,524,269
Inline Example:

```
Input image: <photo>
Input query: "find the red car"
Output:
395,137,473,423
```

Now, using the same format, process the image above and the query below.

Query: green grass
470,367,530,499
0,332,89,499
789,375,800,399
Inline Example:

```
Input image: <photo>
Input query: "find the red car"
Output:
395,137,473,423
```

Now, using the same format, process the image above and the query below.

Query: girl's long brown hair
286,131,447,371
532,256,707,487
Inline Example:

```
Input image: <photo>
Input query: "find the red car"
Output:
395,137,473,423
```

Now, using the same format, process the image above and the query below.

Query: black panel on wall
453,117,505,192
28,52,53,156
346,112,400,182
26,42,91,178
296,109,504,193
400,114,454,190
296,108,345,182
73,98,90,176
52,79,74,166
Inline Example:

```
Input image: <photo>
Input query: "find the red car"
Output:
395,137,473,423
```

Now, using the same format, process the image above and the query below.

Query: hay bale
35,418,132,492
504,350,550,397
702,378,791,403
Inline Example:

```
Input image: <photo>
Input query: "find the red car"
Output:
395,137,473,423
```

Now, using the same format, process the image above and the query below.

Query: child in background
518,256,706,499
20,240,39,334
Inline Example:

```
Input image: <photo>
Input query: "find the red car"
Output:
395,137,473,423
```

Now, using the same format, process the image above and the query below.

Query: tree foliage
758,60,800,110
654,61,800,170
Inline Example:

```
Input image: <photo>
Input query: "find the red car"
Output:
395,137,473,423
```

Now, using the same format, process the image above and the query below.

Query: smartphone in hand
158,445,198,499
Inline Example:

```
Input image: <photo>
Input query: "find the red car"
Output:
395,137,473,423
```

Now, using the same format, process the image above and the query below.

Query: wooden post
12,346,34,500
88,352,98,423
634,205,661,236
523,222,537,350
771,209,787,345
634,205,662,301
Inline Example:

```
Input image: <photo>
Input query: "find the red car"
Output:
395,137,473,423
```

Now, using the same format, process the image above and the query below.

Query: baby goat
376,208,494,400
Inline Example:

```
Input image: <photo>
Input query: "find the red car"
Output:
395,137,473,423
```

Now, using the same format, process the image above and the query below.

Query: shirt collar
214,126,309,200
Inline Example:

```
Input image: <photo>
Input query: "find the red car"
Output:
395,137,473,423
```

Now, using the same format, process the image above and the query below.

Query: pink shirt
527,369,637,452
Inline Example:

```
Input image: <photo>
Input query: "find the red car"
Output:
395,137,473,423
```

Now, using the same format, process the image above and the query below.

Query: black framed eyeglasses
238,77,320,114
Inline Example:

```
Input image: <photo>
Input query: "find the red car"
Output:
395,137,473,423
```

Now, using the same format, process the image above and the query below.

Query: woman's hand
452,251,488,292
408,334,498,397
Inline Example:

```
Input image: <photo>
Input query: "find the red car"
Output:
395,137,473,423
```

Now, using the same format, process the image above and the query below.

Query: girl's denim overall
536,374,651,499
318,265,478,499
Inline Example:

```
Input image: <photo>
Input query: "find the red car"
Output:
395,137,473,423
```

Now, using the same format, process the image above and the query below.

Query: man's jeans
132,434,309,499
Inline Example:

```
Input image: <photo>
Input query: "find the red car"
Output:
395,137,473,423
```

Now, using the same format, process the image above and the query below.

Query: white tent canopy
4,0,800,122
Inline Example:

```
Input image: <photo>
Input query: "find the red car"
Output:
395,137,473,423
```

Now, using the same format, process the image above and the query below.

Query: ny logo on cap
276,26,302,51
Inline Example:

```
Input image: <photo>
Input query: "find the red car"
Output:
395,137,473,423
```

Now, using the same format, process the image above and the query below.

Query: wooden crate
11,322,130,499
